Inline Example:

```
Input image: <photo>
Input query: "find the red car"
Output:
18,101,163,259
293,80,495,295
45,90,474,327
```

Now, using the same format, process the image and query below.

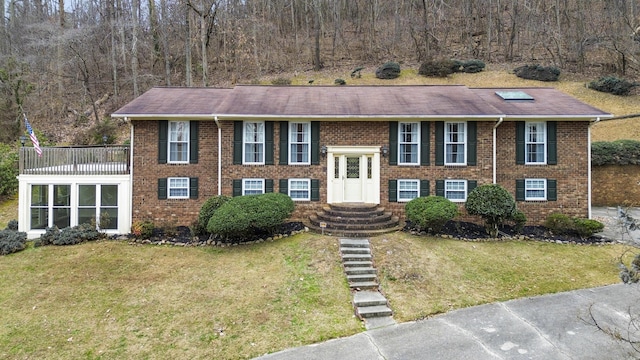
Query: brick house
111,85,611,231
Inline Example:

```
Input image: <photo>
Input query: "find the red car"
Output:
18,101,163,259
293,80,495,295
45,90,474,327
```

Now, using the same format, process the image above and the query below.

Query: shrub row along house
17,85,611,238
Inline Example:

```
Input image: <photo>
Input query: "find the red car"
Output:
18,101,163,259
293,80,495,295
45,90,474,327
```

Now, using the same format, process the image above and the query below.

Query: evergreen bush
461,59,486,73
588,76,638,96
5,219,18,231
131,220,155,239
0,144,18,197
196,195,230,235
34,226,59,247
334,78,346,85
50,223,103,245
592,140,640,166
573,218,604,238
511,210,527,234
465,184,517,237
418,59,460,77
0,229,27,255
375,62,401,79
405,196,458,233
544,213,574,235
513,64,560,81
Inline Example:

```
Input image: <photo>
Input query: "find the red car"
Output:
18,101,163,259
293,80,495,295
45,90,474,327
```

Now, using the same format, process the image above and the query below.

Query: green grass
0,232,633,359
0,196,17,229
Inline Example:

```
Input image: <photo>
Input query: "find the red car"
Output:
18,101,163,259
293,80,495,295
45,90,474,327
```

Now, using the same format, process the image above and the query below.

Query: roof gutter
493,117,504,184
588,117,601,219
214,116,222,196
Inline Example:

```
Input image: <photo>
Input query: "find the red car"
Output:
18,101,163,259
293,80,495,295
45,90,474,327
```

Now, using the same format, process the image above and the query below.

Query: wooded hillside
0,0,638,145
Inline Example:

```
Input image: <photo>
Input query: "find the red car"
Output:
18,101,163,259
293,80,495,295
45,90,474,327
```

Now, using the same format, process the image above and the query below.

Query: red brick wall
592,165,640,206
132,120,590,227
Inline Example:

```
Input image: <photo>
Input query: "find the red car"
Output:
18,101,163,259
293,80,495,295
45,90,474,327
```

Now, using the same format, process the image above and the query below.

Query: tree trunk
185,1,192,87
131,0,140,97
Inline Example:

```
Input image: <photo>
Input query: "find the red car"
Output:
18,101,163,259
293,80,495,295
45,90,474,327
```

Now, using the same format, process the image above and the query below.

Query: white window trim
445,179,467,202
444,121,467,166
525,121,547,165
288,178,311,201
168,121,190,164
243,121,265,165
397,179,420,202
398,122,420,165
242,178,265,195
168,177,190,199
525,178,547,201
289,122,311,165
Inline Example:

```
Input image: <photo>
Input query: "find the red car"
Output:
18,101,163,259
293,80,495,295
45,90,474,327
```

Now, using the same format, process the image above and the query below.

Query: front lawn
0,232,632,359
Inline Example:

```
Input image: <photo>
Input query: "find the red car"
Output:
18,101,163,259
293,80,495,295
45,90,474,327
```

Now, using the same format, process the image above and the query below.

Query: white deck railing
19,146,130,175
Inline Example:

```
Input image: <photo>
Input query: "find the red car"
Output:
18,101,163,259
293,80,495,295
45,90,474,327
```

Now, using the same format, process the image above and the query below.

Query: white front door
327,146,380,204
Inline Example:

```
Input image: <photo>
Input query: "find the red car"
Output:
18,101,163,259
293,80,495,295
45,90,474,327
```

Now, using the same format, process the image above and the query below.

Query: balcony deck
19,146,130,175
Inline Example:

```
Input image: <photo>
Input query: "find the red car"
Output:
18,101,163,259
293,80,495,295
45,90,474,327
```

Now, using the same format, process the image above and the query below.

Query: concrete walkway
255,207,640,360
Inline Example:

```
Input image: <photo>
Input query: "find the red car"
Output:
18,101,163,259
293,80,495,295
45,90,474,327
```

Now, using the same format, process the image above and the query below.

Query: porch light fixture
320,145,327,157
20,135,26,147
381,144,388,157
102,134,108,145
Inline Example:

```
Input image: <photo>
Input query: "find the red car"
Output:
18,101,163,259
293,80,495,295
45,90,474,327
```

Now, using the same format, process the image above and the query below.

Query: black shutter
311,179,320,201
265,179,274,193
265,122,274,165
189,121,199,164
467,180,477,194
547,122,557,165
158,121,168,164
467,122,477,166
311,121,320,165
189,177,199,199
420,180,430,197
420,122,430,166
158,178,167,199
547,179,557,201
435,180,445,197
388,180,397,202
515,179,525,201
232,179,242,197
389,122,398,166
516,121,525,165
279,179,288,195
435,122,444,166
279,122,289,165
233,121,243,164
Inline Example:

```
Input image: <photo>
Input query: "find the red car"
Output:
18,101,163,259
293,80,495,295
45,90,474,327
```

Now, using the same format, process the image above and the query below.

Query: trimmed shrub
461,59,486,73
465,184,517,237
588,76,638,96
513,64,560,81
53,224,103,245
5,219,18,231
207,192,295,242
511,210,527,234
271,77,292,85
34,226,59,247
131,220,155,239
375,62,401,79
544,213,574,235
0,229,27,255
334,78,346,85
405,196,458,233
418,59,460,77
573,218,604,238
196,195,230,235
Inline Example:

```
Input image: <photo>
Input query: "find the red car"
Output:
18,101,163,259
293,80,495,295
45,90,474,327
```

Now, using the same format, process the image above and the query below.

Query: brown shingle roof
112,85,611,121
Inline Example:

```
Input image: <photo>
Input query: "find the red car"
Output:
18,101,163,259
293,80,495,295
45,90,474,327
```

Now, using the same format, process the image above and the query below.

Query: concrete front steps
339,238,395,329
307,203,401,237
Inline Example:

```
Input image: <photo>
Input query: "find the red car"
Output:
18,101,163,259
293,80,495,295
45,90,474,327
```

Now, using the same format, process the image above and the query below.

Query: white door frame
326,146,381,204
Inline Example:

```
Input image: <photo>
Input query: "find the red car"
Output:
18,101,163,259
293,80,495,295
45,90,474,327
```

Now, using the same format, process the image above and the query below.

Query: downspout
588,117,601,219
214,116,222,196
128,117,133,234
493,117,504,184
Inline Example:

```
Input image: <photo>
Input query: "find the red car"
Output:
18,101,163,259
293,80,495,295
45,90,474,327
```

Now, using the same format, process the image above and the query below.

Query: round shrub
197,195,230,234
465,184,516,237
131,220,155,239
511,210,527,234
573,218,604,238
418,59,460,77
462,59,486,73
334,78,346,85
513,64,560,81
375,62,401,79
544,213,574,235
588,76,638,96
405,196,458,233
0,229,27,255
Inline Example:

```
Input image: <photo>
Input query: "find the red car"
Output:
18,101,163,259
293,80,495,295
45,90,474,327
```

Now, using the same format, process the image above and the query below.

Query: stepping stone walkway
339,238,396,330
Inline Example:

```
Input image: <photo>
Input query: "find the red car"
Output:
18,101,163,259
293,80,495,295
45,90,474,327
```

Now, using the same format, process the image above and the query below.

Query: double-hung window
168,178,190,199
289,122,310,164
445,122,466,165
398,180,419,202
445,180,467,202
169,121,189,163
243,179,265,195
399,122,419,165
525,179,546,201
289,179,310,201
244,122,265,164
526,122,546,164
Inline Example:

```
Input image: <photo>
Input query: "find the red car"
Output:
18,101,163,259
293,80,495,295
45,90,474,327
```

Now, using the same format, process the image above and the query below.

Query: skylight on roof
495,91,534,100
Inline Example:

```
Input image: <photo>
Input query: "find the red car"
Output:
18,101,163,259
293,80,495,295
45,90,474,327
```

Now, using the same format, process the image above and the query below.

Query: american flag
24,114,43,157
